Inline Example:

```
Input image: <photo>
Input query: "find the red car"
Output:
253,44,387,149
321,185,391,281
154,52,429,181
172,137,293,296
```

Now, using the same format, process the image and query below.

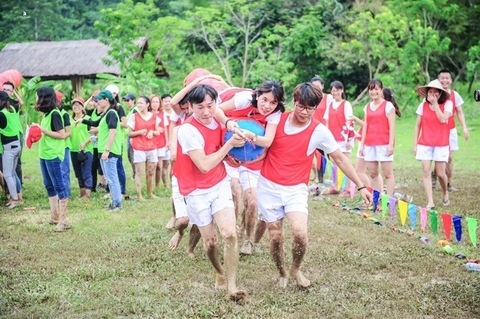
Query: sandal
426,205,435,211
442,198,450,207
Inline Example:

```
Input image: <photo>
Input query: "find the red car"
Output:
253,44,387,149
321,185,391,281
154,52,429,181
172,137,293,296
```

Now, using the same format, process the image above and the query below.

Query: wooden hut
0,38,168,94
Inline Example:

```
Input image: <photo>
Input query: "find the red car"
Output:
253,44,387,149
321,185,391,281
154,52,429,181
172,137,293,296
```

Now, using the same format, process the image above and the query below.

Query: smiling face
256,92,278,116
137,97,149,113
162,96,172,111
192,95,215,125
368,84,383,101
150,96,161,112
72,101,84,114
438,72,452,90
331,86,343,101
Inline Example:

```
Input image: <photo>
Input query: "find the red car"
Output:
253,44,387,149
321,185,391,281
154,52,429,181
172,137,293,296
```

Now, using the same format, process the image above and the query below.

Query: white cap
105,84,120,95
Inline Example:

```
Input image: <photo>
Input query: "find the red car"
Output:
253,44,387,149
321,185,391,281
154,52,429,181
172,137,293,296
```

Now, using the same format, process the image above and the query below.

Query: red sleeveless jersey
418,101,449,146
261,112,318,186
364,101,390,146
153,111,167,148
131,112,157,151
176,117,227,195
326,100,346,141
312,93,328,125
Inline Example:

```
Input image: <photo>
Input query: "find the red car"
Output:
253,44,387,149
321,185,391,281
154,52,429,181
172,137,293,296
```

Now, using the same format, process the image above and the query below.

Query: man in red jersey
176,84,247,303
256,82,372,289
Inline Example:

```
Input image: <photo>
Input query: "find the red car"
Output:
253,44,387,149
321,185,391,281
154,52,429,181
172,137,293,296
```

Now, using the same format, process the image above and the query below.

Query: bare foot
186,250,196,259
215,273,227,290
292,271,311,288
168,231,183,250
278,277,288,289
138,196,146,202
228,290,247,305
148,194,159,199
166,217,176,230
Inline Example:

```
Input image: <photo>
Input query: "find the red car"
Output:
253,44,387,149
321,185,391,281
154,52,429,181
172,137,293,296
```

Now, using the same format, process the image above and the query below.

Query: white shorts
336,140,353,153
224,162,240,180
239,167,260,191
133,150,158,163
363,145,394,162
156,147,166,158
171,176,187,219
163,149,171,160
449,128,459,151
256,175,308,223
415,145,449,162
185,177,234,227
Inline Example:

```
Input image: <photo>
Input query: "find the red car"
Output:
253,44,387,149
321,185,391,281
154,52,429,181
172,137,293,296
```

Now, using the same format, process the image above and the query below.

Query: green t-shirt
39,109,65,160
70,114,93,153
98,109,122,156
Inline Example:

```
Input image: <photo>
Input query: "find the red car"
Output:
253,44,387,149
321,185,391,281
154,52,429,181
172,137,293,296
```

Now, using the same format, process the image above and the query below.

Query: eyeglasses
295,103,317,112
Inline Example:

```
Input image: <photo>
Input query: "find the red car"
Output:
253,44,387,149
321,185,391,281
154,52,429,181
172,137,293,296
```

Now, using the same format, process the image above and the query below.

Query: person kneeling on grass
176,84,247,303
251,82,372,288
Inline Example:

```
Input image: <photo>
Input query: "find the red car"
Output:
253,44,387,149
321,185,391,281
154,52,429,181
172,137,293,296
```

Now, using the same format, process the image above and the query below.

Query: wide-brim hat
416,79,450,99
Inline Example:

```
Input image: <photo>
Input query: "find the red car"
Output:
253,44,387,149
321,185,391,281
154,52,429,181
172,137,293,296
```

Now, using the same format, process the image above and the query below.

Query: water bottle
463,263,480,272
90,134,97,147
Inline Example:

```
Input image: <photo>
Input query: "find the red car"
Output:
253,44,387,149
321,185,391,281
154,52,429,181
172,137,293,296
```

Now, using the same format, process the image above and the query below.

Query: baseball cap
26,125,42,149
72,97,85,106
105,84,119,95
122,93,136,101
94,89,114,101
0,91,9,101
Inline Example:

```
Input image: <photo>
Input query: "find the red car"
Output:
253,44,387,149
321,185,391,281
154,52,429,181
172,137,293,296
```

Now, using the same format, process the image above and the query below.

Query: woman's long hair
35,86,58,113
251,79,286,113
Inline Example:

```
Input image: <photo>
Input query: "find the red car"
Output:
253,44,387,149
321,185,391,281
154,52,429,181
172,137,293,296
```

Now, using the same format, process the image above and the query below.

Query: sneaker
107,204,121,212
97,183,106,190
431,172,437,189
54,223,71,232
240,240,253,255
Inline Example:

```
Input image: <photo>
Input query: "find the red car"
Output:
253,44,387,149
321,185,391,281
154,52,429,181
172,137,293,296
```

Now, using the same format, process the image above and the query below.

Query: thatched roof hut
0,38,168,93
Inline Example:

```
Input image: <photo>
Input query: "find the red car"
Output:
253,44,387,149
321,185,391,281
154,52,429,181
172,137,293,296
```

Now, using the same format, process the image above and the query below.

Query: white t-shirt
415,100,453,116
283,114,339,156
449,90,464,108
127,112,161,130
323,100,353,121
363,101,395,116
233,90,281,125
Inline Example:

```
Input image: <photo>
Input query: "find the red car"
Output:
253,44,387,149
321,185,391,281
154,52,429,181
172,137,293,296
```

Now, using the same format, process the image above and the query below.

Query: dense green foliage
1,0,480,112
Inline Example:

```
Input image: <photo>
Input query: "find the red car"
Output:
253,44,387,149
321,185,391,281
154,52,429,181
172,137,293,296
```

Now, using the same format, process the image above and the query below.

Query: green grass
1,118,480,318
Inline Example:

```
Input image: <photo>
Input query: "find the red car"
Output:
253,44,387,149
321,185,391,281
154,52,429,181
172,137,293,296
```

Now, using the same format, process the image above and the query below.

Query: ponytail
383,87,401,117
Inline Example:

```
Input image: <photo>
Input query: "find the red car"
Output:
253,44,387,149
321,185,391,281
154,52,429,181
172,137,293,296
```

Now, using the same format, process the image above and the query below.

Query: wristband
105,149,110,152
225,119,231,130
357,185,367,192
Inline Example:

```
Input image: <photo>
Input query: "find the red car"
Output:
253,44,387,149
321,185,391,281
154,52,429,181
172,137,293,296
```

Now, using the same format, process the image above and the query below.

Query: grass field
1,117,480,318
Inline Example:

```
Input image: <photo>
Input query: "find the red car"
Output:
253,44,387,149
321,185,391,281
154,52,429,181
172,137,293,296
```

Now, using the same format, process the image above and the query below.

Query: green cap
94,89,114,101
